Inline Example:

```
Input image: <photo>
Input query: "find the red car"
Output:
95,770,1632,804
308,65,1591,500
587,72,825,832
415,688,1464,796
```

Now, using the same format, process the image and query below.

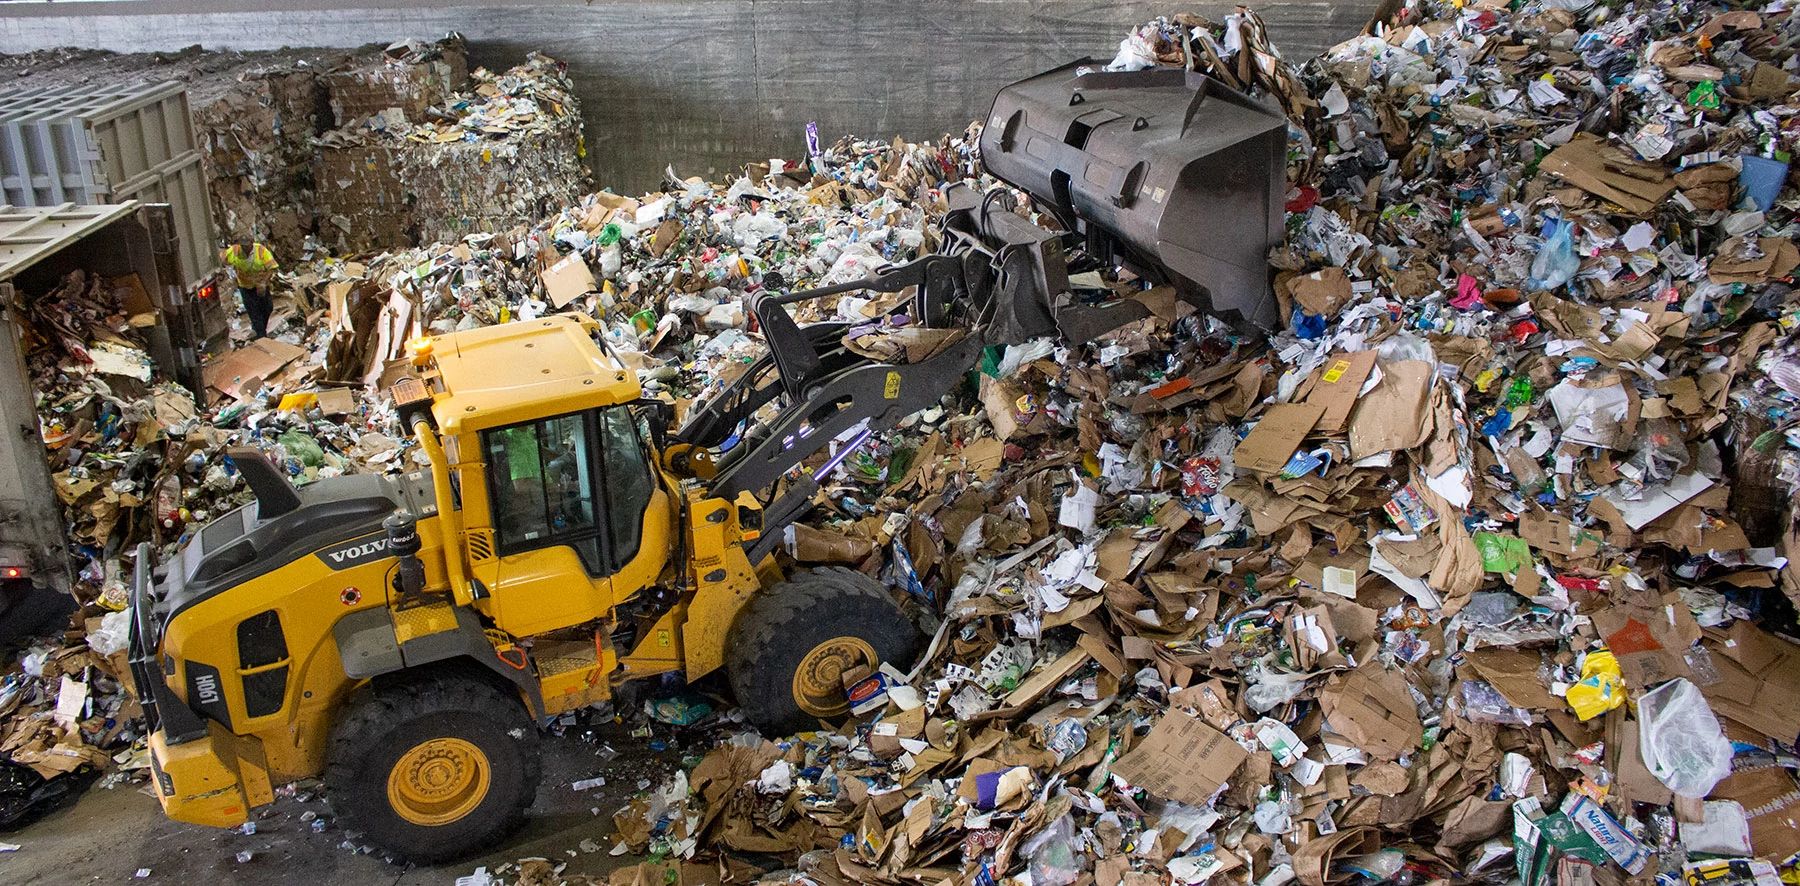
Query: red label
1606,618,1662,655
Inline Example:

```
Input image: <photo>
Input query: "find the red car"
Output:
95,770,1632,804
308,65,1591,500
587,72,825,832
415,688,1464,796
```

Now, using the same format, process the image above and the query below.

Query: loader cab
407,315,675,642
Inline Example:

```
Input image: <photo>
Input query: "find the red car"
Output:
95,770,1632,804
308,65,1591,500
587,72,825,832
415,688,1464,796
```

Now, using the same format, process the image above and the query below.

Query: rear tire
726,567,919,735
324,672,539,864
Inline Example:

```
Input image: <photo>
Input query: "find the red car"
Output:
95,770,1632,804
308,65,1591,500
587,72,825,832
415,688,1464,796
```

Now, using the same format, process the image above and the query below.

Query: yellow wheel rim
385,737,491,827
792,636,878,718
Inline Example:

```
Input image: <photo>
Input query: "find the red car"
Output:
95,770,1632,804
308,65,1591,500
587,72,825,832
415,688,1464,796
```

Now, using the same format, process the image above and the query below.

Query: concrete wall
0,1,1371,193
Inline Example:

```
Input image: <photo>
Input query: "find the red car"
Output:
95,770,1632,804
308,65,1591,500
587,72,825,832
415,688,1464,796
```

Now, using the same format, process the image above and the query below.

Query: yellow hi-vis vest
223,244,278,288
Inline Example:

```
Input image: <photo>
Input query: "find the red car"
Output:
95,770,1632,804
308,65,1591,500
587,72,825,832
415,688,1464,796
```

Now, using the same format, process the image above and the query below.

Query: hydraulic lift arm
679,185,1180,564
673,61,1288,561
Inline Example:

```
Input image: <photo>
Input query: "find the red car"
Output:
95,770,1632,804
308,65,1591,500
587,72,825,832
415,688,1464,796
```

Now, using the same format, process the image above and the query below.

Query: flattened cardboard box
1519,507,1602,558
1110,709,1248,806
1319,663,1424,761
1305,350,1378,435
1603,713,1671,807
1233,402,1325,475
1294,827,1381,886
1707,765,1800,863
1464,647,1559,710
1538,133,1674,215
314,387,356,416
541,252,598,308
1698,621,1800,740
202,338,308,401
1590,600,1699,689
1347,360,1433,459
1289,266,1354,316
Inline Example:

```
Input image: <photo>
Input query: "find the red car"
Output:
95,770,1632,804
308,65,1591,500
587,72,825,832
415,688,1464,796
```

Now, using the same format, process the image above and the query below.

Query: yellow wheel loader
128,62,1286,861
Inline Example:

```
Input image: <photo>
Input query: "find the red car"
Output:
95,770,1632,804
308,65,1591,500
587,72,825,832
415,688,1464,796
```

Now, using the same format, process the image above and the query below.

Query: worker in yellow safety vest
221,239,279,339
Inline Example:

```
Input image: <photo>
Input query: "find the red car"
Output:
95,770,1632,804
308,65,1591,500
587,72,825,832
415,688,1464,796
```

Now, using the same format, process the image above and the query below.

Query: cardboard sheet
1465,647,1559,710
1111,710,1249,806
1708,765,1800,862
202,338,307,401
1538,132,1675,214
1598,473,1715,530
1233,403,1325,475
1698,621,1800,739
1319,663,1424,761
540,252,597,308
1305,350,1378,435
1347,361,1433,459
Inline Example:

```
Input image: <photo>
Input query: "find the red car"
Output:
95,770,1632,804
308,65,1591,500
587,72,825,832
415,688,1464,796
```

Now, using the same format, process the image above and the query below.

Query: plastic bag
276,430,325,468
1243,666,1310,713
1527,220,1579,292
1637,678,1734,799
1104,30,1159,72
665,292,719,314
1565,648,1624,720
1624,416,1690,485
85,609,131,656
1460,680,1536,726
1021,814,1081,886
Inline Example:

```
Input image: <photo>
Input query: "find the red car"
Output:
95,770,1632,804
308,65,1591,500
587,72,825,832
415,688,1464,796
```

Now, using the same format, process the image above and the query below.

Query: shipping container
0,201,204,638
0,81,219,288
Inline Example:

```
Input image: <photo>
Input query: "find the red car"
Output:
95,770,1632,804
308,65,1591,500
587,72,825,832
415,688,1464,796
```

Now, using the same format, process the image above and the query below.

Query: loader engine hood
157,460,437,620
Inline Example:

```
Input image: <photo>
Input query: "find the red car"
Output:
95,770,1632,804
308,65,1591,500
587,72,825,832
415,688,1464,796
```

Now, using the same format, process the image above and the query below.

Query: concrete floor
0,721,686,885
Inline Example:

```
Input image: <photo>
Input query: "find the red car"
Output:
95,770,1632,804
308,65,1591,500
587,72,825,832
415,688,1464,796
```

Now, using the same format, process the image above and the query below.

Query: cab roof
423,314,640,434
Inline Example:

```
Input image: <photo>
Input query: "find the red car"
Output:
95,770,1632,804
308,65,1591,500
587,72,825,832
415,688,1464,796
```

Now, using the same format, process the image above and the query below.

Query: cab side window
483,413,601,570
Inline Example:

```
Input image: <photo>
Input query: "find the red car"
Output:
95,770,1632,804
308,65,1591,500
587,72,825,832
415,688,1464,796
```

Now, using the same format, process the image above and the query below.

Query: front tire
726,567,919,735
324,672,539,864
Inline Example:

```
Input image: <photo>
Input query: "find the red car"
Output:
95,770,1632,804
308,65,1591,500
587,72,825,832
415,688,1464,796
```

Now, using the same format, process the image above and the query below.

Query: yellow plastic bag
1567,648,1625,720
276,391,317,413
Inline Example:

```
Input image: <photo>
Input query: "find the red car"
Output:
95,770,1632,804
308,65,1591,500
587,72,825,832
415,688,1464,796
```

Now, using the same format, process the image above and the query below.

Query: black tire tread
726,567,918,735
323,670,539,864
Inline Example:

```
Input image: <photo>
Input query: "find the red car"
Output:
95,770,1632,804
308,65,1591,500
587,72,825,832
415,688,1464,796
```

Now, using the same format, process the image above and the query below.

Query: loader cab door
478,407,657,637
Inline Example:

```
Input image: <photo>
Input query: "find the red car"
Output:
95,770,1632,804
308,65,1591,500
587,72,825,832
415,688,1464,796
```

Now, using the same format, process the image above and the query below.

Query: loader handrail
412,419,472,606
128,542,208,743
